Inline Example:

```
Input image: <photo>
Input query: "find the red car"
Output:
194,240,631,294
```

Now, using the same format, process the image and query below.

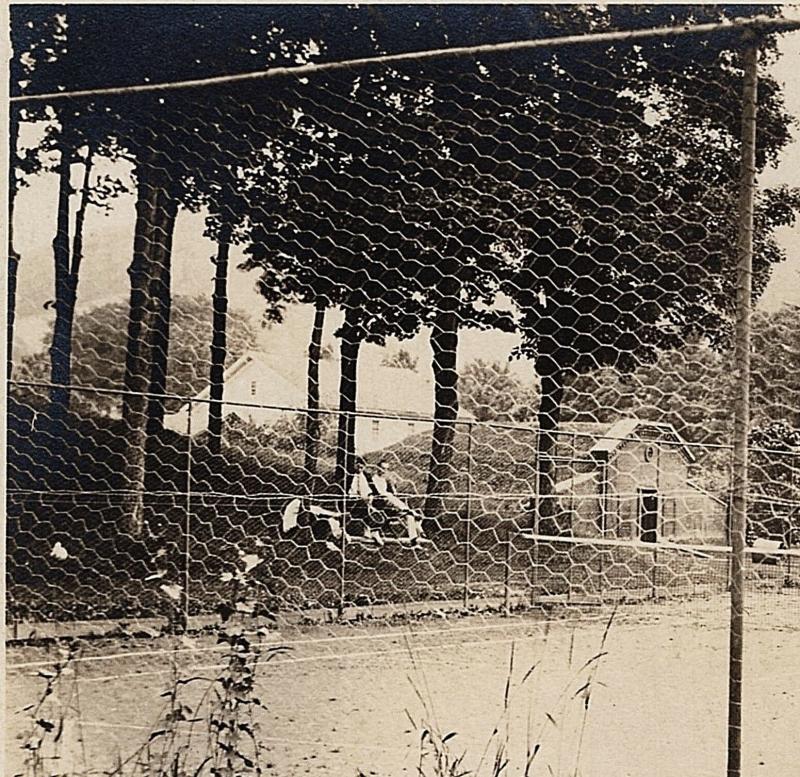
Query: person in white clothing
346,457,385,544
371,459,425,542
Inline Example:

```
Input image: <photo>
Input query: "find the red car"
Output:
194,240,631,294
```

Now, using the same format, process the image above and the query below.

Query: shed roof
589,418,696,464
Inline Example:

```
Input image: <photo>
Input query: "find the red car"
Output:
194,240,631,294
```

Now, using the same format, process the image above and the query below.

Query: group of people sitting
281,456,427,547
346,456,426,545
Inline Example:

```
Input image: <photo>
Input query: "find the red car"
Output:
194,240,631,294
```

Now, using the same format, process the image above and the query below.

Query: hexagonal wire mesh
6,13,800,776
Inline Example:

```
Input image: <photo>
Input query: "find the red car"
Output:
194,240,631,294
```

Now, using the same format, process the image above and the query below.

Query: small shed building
554,419,727,545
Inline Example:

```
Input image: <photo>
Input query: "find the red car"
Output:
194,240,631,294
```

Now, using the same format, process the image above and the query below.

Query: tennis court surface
6,597,799,776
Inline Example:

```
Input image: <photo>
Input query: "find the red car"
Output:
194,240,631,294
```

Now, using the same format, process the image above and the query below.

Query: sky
10,15,800,380
756,20,800,308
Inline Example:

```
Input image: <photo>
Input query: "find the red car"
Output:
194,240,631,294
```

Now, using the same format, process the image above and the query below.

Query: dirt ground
5,595,799,777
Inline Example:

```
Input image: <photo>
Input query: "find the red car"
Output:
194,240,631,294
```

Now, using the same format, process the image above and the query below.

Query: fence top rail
10,14,800,105
9,379,800,460
520,531,800,558
9,486,797,504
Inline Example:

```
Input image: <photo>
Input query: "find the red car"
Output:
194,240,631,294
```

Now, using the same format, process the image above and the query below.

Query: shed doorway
638,489,659,543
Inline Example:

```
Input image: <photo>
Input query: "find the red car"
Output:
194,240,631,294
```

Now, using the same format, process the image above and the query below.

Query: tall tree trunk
535,369,565,535
334,314,361,495
8,111,20,379
49,145,93,418
48,146,74,418
305,297,327,488
122,155,178,536
145,206,177,437
207,224,232,455
424,305,460,518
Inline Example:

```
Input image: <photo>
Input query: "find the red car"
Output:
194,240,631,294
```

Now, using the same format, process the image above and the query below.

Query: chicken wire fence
7,18,800,640
6,386,800,631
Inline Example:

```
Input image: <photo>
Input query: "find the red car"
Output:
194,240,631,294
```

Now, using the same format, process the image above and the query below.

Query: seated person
346,456,386,545
282,497,343,541
370,459,425,543
346,457,425,544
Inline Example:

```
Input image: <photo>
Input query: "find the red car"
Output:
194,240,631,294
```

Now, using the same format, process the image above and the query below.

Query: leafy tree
14,5,797,534
240,53,435,491
48,143,127,413
564,342,739,495
207,225,232,455
565,343,736,441
11,8,172,532
240,8,556,511
460,360,539,423
239,113,344,486
260,411,338,458
8,8,62,378
751,305,800,430
252,5,799,519
749,422,800,544
564,305,800,475
9,9,122,401
10,5,334,531
244,200,426,492
17,296,257,418
493,8,799,530
382,349,419,371
236,4,799,522
304,299,327,478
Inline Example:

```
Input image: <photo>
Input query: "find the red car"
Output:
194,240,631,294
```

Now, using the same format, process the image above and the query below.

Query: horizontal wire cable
10,16,800,104
7,616,565,670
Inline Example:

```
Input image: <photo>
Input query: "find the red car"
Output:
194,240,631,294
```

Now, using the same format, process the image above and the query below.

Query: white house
164,351,469,454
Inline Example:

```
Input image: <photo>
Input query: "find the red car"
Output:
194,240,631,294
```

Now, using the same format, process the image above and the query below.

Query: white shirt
372,473,392,496
348,472,372,500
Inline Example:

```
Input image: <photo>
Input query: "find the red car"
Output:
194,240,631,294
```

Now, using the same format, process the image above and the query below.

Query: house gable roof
190,353,258,402
173,350,473,420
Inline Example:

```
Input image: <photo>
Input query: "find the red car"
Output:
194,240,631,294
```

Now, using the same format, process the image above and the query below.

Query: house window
372,419,380,435
250,380,257,397
408,422,416,432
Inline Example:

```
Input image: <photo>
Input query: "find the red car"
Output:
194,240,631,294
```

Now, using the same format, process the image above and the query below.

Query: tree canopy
564,305,800,439
10,5,800,521
460,360,539,423
14,5,797,379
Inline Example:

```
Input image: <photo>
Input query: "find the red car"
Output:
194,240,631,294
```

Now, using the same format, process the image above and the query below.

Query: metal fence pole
727,31,758,777
651,547,658,601
463,421,474,609
337,410,350,619
599,460,608,596
503,527,512,616
183,399,193,631
531,428,540,605
788,457,795,582
788,455,797,583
